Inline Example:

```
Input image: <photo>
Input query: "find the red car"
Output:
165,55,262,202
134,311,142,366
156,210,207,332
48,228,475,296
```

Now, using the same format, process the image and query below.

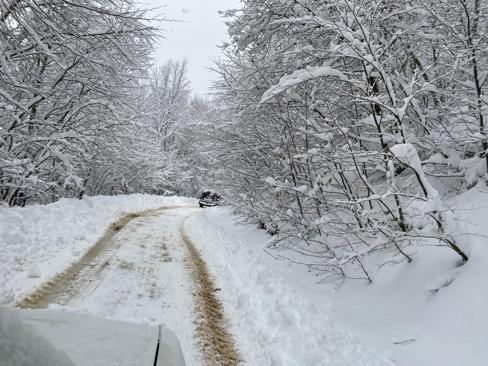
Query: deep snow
184,211,396,366
0,194,195,305
326,183,488,366
185,183,488,366
61,207,202,365
1,190,487,365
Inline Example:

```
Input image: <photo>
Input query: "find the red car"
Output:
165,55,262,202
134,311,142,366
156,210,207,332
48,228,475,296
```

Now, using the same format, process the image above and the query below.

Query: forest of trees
2,0,487,281
0,0,211,206
208,0,487,280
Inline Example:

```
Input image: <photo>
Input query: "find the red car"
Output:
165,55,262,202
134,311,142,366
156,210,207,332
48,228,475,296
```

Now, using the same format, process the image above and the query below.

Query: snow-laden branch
260,66,349,103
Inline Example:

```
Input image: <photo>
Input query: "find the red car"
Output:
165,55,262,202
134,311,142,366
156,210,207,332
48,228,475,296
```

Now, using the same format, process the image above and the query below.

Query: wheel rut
16,207,242,366
16,208,163,309
181,226,242,366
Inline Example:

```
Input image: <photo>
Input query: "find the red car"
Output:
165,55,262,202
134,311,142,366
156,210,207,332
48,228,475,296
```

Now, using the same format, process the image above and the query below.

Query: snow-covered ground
0,195,196,305
58,207,201,365
2,190,487,365
327,184,488,366
185,184,488,366
0,197,201,365
184,211,396,366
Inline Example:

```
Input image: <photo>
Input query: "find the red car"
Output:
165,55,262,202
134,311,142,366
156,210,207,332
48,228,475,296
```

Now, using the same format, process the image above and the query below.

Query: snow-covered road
16,206,239,366
2,196,403,365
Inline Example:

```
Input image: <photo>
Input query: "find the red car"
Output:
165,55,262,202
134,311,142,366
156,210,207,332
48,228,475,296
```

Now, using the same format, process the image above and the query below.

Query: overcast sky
145,0,241,95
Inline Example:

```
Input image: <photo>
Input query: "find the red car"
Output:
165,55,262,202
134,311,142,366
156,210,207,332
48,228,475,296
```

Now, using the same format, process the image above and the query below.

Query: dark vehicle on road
199,189,221,208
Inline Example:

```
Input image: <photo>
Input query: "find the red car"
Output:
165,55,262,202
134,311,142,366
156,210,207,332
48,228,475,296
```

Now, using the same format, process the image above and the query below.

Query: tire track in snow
16,208,165,309
16,206,241,366
181,223,242,366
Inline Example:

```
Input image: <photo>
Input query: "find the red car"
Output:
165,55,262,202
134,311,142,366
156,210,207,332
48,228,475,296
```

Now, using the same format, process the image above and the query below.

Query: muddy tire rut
181,228,242,366
16,209,162,309
16,206,242,366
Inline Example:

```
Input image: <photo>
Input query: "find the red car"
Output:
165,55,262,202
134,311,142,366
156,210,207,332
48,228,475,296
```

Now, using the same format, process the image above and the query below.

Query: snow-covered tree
212,0,478,281
0,0,156,205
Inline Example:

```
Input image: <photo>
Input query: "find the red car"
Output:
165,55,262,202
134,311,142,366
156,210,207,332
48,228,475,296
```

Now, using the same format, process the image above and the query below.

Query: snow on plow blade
5,308,186,366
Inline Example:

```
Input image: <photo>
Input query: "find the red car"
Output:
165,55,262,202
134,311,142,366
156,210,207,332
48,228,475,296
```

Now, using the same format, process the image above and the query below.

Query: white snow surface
61,207,201,365
0,194,196,305
330,184,488,366
184,210,396,366
185,186,488,366
2,189,488,365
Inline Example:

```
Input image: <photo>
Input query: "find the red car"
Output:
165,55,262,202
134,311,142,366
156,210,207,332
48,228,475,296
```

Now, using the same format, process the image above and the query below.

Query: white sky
144,0,241,95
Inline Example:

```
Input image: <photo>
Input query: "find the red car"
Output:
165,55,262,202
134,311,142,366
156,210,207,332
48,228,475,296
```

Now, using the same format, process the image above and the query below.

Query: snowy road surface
6,198,398,366
17,207,239,366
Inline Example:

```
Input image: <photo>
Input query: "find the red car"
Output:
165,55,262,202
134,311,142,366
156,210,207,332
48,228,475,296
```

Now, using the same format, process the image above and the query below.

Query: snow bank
184,209,395,366
326,182,488,366
0,306,75,366
186,186,488,366
0,194,196,305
